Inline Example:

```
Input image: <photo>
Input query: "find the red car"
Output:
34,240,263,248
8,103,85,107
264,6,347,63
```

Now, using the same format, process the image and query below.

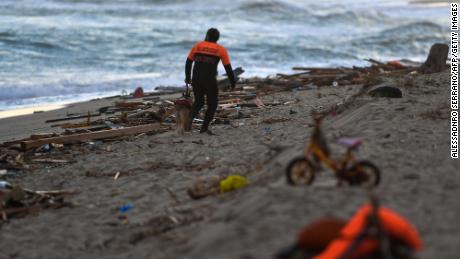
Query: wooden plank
45,113,100,123
21,123,161,150
32,159,70,164
30,133,58,140
292,67,342,71
51,121,91,129
115,101,144,109
2,138,30,147
364,58,385,66
217,67,245,88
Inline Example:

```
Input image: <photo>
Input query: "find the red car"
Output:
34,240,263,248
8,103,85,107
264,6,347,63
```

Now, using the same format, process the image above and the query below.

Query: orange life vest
314,204,422,259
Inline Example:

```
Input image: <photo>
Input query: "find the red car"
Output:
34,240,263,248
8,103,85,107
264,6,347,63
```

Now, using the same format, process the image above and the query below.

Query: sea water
0,0,450,110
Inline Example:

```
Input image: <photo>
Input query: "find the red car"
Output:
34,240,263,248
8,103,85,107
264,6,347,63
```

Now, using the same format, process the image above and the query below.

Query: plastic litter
262,127,271,134
38,144,52,153
119,203,134,214
219,175,248,193
88,141,104,150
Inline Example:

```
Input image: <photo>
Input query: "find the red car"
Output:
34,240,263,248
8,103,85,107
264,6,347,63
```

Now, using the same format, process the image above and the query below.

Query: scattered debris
21,123,162,150
0,58,424,174
188,177,221,200
419,43,449,74
119,203,134,214
85,170,134,178
187,175,248,199
262,117,291,124
369,86,403,98
219,175,248,193
0,182,74,222
130,207,207,244
46,112,100,123
419,103,450,120
114,172,121,180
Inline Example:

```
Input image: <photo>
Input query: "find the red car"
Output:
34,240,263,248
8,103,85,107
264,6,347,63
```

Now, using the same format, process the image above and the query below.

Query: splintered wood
21,123,162,150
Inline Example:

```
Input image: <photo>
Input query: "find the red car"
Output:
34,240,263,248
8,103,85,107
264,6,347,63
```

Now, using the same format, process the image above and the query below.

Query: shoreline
0,103,66,119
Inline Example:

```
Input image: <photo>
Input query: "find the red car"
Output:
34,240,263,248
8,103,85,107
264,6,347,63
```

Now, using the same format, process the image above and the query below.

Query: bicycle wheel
286,157,316,185
346,160,380,187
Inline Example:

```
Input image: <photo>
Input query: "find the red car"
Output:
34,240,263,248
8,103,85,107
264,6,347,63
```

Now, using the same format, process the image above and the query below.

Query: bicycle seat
338,138,363,149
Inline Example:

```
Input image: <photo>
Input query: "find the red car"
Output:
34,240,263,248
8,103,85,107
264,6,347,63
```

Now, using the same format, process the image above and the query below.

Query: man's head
205,28,220,43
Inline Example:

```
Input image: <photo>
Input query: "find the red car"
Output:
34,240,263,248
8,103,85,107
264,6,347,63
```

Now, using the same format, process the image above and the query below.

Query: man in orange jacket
185,28,236,134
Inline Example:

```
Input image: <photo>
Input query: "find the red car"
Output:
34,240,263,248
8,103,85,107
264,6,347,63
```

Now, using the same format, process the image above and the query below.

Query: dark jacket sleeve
224,64,236,87
185,58,193,82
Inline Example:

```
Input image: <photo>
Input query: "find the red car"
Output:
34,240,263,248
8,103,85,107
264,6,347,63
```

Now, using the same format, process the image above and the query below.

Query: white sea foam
0,0,450,110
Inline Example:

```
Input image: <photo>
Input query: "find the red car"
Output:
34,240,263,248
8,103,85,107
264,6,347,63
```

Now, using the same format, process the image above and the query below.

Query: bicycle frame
305,140,358,176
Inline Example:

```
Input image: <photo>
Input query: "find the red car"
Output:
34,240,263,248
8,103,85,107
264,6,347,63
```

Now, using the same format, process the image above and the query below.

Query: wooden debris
218,67,245,88
115,101,144,109
21,123,161,150
369,86,403,98
51,121,92,129
187,177,221,200
0,184,74,223
127,106,166,121
419,43,449,74
45,113,100,123
31,159,71,164
85,171,134,178
30,133,58,140
130,208,207,244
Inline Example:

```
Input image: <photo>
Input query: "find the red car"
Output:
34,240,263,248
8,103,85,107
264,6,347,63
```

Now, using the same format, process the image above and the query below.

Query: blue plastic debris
119,203,134,214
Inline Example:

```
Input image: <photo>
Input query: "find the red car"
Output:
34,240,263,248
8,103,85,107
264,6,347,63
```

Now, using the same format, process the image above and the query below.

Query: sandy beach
0,68,458,258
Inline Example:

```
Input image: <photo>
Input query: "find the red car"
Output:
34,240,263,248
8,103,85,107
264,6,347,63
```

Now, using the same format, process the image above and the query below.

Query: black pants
190,80,218,131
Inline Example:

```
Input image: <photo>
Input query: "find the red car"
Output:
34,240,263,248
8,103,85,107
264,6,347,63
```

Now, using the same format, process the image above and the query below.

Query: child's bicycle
286,115,380,187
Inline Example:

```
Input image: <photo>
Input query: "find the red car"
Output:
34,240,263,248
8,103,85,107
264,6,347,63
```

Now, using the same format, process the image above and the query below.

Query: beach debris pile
0,54,429,171
0,181,75,222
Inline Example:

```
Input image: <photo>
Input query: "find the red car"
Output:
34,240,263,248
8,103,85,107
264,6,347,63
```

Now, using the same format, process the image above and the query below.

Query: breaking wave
0,0,450,110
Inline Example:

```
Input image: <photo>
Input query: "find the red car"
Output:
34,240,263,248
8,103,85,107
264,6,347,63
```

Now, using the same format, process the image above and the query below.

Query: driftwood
51,121,91,128
21,123,161,150
45,113,99,123
419,43,449,74
30,133,59,140
115,101,145,109
218,67,245,89
31,159,71,164
127,106,165,120
1,185,74,222
369,86,403,98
